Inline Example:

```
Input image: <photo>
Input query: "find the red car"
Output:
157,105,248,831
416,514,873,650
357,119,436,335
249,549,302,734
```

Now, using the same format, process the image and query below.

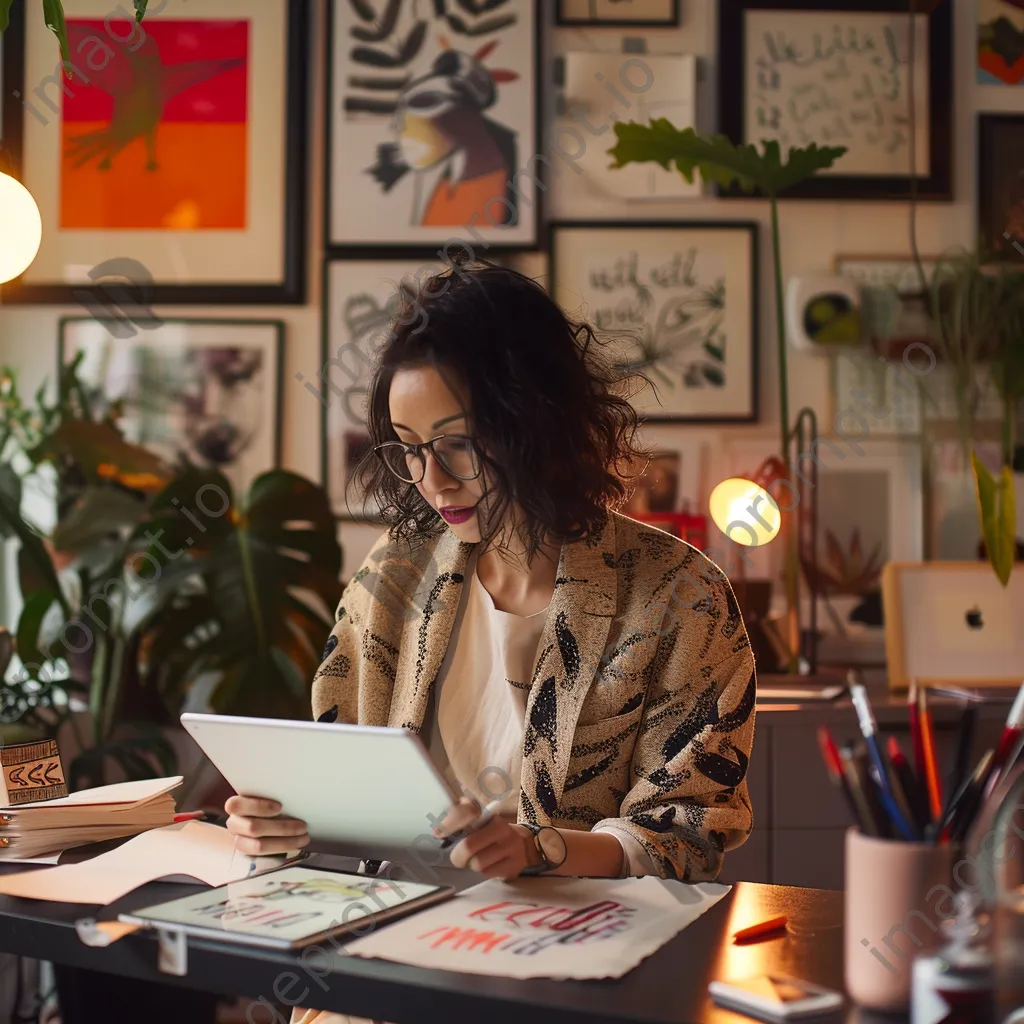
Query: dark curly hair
350,259,654,562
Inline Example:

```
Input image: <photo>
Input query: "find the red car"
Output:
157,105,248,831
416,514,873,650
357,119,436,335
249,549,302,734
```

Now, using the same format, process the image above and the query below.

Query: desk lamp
709,407,820,674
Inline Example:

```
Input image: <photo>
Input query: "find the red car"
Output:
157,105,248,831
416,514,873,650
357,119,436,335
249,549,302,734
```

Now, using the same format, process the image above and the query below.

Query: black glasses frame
373,434,482,484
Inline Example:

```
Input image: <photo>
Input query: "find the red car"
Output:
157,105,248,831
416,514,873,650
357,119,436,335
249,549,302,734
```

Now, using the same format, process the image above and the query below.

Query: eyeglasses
374,434,481,484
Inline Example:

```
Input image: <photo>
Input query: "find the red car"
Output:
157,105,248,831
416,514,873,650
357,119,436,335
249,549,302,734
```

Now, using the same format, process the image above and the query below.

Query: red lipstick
439,505,476,524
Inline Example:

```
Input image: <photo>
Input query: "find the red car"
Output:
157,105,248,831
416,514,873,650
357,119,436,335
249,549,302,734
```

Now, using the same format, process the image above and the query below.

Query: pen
948,750,996,843
840,743,887,838
917,686,944,824
850,683,916,840
887,736,929,834
939,703,977,837
733,915,787,943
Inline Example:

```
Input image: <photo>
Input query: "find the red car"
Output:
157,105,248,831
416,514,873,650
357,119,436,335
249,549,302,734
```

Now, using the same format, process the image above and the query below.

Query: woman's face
388,364,486,543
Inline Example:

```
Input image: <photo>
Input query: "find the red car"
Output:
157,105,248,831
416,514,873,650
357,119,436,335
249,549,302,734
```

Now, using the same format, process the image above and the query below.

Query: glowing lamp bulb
0,172,43,284
709,476,782,547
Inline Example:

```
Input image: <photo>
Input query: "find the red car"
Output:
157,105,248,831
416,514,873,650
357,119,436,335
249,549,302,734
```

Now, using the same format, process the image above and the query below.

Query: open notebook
0,777,181,860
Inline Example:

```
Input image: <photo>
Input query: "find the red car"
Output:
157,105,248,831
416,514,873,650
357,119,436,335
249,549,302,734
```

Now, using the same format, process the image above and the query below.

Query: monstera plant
0,359,342,788
0,0,149,60
607,124,847,670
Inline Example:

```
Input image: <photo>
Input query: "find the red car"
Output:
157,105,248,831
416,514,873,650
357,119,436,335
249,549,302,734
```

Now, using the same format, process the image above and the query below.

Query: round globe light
708,476,782,547
0,172,43,284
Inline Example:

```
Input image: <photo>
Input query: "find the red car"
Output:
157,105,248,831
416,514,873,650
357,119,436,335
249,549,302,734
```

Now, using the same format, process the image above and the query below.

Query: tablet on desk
180,713,460,857
120,864,454,950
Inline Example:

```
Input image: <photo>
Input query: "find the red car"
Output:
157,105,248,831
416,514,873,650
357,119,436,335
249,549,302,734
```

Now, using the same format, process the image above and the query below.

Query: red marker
733,915,788,943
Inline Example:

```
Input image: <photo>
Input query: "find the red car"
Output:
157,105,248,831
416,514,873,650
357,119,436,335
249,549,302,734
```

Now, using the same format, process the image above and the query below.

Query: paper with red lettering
343,876,730,979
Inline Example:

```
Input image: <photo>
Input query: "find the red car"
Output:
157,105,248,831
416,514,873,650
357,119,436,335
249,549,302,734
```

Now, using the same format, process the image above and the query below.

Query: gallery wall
0,0,1021,594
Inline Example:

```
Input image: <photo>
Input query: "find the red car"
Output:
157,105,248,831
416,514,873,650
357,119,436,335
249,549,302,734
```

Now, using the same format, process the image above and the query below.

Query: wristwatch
518,823,567,876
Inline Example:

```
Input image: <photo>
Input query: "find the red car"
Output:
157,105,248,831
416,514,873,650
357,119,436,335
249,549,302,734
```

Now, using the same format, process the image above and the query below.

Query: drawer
772,829,847,890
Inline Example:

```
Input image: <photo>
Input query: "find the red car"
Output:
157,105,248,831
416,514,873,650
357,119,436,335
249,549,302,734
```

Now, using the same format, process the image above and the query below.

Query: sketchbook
119,865,455,950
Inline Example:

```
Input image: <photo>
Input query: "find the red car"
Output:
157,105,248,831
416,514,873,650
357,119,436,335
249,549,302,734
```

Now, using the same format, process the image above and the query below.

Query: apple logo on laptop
965,605,984,630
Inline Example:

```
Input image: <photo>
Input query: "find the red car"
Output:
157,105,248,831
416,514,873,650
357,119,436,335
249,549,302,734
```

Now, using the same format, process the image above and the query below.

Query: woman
226,260,756,1021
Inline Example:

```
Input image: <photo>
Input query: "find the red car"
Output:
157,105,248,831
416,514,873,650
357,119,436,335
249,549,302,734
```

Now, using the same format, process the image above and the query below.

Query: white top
424,560,655,878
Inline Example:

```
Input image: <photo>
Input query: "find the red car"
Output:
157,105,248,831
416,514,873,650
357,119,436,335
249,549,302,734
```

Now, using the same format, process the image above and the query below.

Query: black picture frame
323,0,543,257
1,2,309,305
547,219,760,425
978,113,1024,263
555,0,680,28
717,0,953,201
58,316,285,490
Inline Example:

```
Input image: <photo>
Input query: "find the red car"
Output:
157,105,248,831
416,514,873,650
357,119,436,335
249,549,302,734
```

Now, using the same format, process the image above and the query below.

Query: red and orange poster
61,19,249,230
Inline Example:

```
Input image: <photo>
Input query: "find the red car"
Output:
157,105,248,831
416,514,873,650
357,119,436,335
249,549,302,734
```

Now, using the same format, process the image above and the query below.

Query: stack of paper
0,821,293,904
0,777,182,860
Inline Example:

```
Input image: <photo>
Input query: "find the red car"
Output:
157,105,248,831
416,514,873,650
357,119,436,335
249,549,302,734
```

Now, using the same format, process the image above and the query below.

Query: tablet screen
127,866,447,944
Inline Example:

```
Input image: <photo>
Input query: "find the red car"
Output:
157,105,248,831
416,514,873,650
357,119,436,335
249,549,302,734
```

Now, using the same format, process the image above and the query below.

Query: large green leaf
41,0,70,64
29,420,171,488
51,485,147,555
15,589,58,671
973,453,1017,586
0,486,70,619
0,1,15,36
608,122,847,199
139,468,343,720
134,0,148,21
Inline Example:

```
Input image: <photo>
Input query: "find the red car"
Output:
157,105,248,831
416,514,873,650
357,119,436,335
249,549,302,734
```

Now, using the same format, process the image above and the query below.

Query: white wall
1,0,1020,591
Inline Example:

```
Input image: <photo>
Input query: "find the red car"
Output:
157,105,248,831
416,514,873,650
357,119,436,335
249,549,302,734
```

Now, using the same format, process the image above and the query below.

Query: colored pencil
908,679,927,788
917,686,944,823
733,916,788,943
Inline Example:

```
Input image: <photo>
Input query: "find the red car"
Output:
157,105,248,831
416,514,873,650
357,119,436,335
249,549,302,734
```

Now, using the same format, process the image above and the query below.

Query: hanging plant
0,1,149,62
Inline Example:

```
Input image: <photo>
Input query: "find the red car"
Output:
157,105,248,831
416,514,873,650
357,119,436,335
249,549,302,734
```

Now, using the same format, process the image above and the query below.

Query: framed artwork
58,317,284,495
556,0,680,28
325,0,540,255
717,0,954,200
0,1,309,304
560,53,698,201
321,258,448,519
548,221,759,424
977,0,1024,84
978,114,1024,260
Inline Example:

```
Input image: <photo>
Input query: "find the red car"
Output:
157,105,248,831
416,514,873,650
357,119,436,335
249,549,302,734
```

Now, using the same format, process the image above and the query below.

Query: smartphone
708,975,844,1021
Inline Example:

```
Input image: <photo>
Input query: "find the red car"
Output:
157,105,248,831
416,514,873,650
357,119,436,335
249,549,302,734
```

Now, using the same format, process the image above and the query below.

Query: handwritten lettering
747,14,923,174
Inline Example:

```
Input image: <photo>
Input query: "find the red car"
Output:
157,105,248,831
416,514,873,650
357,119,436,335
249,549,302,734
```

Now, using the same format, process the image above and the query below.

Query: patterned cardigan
311,510,757,882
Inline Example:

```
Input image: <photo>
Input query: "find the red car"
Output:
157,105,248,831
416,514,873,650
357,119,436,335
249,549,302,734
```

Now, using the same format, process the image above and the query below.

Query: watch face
538,827,567,867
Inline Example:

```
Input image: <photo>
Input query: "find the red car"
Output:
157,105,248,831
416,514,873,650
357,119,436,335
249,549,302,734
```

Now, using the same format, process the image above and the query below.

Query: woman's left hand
437,799,537,879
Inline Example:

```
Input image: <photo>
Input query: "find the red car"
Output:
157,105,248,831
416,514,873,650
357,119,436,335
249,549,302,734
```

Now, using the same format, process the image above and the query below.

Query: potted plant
0,359,342,789
607,123,847,671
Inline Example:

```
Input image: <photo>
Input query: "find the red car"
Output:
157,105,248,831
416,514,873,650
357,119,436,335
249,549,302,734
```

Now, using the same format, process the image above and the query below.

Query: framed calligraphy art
548,221,759,425
325,0,540,255
0,0,309,304
717,0,953,200
320,257,446,520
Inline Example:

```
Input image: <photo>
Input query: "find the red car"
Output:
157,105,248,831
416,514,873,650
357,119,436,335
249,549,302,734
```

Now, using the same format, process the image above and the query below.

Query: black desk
0,857,898,1023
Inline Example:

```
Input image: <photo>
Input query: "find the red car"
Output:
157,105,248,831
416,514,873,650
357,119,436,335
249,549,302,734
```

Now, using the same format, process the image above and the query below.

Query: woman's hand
437,798,538,879
224,795,310,857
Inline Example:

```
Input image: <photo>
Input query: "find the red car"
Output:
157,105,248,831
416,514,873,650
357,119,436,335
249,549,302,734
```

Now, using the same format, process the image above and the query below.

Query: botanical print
61,18,249,229
743,10,930,176
62,320,280,495
330,0,536,246
551,225,755,422
978,0,1024,84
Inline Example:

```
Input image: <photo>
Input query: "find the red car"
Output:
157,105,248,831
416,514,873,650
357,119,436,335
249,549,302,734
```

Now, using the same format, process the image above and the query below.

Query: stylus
439,798,503,850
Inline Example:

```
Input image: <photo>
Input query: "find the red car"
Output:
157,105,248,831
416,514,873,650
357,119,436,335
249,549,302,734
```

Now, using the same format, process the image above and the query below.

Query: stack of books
0,777,182,860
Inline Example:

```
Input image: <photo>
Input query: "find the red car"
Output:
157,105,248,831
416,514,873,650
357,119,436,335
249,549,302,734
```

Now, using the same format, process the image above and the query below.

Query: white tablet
181,713,460,857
